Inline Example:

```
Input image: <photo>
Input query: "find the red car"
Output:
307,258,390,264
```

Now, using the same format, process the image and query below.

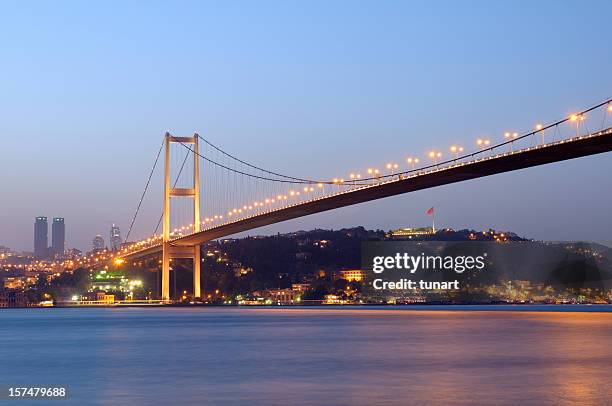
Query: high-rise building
110,224,121,251
34,216,48,259
92,235,105,252
51,217,65,257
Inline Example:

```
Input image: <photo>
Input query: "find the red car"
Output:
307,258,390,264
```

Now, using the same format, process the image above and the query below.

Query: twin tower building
34,217,123,259
34,216,64,259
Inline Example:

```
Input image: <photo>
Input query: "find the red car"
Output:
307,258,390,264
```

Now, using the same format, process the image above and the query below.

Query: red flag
426,207,434,215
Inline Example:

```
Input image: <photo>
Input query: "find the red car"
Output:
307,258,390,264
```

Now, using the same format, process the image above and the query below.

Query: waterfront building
291,283,311,293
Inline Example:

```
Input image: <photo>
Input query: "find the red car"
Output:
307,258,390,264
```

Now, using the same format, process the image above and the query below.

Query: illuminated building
34,216,48,259
51,217,65,257
91,269,143,296
340,270,364,282
323,294,347,304
386,227,433,239
291,283,311,293
95,292,115,303
110,224,121,251
92,235,105,252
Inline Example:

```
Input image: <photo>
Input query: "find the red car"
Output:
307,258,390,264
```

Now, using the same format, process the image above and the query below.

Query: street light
406,157,419,170
504,132,518,152
534,123,544,145
476,138,490,151
569,114,584,137
449,145,464,160
428,151,442,166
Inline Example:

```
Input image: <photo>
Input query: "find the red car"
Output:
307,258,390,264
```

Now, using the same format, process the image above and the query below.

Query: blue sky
1,0,611,251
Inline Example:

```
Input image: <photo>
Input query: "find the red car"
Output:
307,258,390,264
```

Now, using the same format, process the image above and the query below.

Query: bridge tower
162,132,201,302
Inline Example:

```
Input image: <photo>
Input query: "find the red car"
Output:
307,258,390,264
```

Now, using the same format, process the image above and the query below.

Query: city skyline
1,1,611,252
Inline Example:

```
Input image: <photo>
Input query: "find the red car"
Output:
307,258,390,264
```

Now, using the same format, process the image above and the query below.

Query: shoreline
5,303,612,312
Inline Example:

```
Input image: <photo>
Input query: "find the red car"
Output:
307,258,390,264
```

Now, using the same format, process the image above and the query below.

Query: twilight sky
0,0,611,252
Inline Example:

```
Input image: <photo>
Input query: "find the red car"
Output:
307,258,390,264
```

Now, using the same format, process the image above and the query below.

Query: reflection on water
1,307,612,405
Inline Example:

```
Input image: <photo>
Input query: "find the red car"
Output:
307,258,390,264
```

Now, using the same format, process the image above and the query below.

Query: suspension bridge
103,98,612,301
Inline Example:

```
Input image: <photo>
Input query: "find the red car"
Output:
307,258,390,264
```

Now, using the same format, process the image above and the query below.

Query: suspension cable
124,138,164,243
176,98,611,186
200,137,317,183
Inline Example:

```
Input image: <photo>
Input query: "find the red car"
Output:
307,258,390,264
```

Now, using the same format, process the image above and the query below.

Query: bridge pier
193,245,201,298
162,242,171,301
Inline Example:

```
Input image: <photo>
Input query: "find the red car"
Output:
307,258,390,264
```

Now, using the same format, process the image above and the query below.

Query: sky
0,0,611,252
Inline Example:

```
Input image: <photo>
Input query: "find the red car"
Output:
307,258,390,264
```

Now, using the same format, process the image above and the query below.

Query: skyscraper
92,235,105,252
110,224,121,251
34,216,48,259
51,217,65,257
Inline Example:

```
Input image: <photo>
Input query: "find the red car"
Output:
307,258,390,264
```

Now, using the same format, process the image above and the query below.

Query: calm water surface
1,306,612,405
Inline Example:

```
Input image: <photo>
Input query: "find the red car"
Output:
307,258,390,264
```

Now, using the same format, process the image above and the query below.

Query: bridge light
289,190,295,196
608,104,612,112
428,151,436,158
569,114,579,121
535,124,543,131
317,183,323,188
450,146,463,159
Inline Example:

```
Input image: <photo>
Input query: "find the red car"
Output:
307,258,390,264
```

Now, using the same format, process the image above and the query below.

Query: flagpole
432,211,436,234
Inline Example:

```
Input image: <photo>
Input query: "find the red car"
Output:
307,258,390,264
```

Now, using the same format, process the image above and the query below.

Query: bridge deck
123,128,612,259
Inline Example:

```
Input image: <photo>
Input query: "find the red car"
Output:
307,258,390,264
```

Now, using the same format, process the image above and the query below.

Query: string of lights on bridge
104,98,611,262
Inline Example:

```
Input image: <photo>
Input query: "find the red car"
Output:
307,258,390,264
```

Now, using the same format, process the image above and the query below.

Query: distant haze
0,1,611,252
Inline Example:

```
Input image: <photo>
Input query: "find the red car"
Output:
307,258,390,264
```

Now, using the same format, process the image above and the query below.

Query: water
1,306,612,405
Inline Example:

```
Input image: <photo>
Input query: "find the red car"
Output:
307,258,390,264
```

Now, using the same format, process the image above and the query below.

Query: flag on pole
426,207,435,233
